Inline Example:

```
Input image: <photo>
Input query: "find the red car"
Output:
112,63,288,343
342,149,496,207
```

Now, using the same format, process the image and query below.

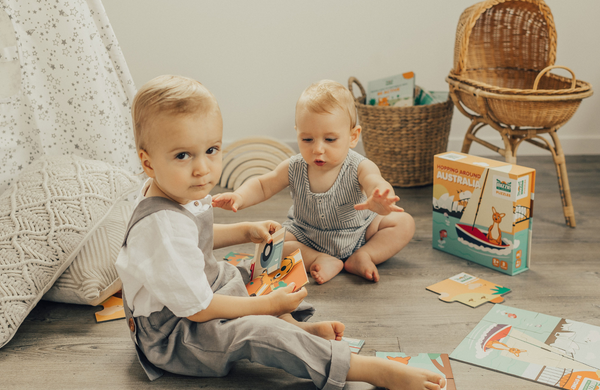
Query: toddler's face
141,110,223,205
295,107,359,171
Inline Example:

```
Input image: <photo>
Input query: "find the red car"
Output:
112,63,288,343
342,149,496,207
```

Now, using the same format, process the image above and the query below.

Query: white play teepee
0,0,138,193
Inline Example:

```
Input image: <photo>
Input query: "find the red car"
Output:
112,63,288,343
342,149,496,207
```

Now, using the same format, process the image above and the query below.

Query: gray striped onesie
283,150,377,259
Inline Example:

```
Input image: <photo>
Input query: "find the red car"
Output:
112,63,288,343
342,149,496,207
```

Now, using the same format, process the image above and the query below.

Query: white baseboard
253,135,600,157
445,134,600,156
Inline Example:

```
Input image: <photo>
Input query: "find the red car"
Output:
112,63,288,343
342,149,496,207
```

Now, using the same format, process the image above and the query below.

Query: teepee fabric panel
0,155,139,349
0,0,138,194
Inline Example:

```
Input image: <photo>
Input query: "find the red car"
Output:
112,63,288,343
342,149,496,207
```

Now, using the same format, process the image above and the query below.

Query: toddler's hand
354,188,404,215
248,220,282,244
212,192,243,212
268,283,307,316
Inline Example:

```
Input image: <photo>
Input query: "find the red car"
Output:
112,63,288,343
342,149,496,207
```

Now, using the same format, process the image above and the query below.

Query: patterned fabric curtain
0,0,138,193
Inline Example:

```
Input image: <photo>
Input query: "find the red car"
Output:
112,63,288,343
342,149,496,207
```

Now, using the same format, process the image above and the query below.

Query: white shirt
115,180,214,318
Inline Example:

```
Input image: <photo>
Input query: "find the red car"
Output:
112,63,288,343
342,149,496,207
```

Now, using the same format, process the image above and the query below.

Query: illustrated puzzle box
432,152,535,275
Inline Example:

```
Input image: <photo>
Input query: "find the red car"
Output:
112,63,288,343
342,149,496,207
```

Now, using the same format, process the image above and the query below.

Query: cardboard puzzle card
376,352,456,390
252,227,286,279
246,249,308,296
451,304,600,389
342,337,365,354
427,272,511,308
95,295,125,323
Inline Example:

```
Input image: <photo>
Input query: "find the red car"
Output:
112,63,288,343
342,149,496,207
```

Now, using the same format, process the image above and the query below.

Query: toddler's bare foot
309,255,344,284
298,320,345,341
383,360,446,390
344,251,380,282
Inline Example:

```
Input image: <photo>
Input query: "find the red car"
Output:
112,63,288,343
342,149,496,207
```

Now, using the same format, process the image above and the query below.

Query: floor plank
1,155,599,389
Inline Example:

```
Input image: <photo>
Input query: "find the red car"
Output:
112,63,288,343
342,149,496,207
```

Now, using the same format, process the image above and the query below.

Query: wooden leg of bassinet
549,131,576,228
461,119,477,154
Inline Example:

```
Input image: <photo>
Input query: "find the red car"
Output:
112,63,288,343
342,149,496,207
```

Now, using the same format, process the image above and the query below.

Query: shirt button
194,201,199,206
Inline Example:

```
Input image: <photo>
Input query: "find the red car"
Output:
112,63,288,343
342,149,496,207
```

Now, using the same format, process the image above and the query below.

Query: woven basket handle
533,65,577,91
348,77,367,104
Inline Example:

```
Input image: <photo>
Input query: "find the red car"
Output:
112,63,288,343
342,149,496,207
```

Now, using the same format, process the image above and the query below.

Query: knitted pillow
0,155,139,348
42,200,134,306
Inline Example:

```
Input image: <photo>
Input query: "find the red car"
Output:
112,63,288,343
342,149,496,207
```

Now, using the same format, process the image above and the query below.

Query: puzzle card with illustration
451,304,600,389
427,272,511,308
376,352,456,390
95,295,125,323
251,227,286,279
342,337,365,354
246,249,308,296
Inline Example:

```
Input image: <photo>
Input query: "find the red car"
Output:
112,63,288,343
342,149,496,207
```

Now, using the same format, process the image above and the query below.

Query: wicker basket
348,77,454,187
447,0,593,129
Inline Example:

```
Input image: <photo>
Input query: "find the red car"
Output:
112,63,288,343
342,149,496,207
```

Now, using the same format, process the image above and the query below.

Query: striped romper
283,150,377,260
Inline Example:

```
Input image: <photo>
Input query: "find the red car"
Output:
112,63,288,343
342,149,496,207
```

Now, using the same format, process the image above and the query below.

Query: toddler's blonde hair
131,75,220,152
296,80,357,129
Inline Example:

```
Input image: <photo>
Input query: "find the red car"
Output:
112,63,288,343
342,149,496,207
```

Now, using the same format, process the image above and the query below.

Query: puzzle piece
95,295,125,323
341,337,365,354
223,251,253,266
427,272,510,307
451,304,600,389
246,249,308,296
376,352,456,390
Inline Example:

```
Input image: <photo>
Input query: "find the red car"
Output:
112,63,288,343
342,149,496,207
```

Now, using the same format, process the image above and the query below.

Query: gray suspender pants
121,197,351,389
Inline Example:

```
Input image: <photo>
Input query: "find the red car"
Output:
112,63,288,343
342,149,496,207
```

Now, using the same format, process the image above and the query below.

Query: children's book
426,272,511,308
251,227,287,279
342,337,365,354
451,304,600,389
376,352,456,390
246,249,308,296
367,72,415,107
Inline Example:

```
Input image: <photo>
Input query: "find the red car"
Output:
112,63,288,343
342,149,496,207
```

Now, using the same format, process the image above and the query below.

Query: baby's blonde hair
131,75,220,152
296,80,357,129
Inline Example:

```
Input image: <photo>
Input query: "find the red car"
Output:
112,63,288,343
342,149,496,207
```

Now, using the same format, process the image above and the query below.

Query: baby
213,80,415,284
116,75,444,390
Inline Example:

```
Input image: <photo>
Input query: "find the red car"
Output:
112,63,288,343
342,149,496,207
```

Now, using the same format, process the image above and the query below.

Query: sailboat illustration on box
455,168,513,255
432,152,535,275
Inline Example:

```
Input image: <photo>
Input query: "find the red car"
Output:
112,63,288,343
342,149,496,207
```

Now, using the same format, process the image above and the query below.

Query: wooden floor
1,155,599,390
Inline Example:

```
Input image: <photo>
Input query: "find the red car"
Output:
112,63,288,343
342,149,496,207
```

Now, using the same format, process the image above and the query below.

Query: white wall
103,0,600,156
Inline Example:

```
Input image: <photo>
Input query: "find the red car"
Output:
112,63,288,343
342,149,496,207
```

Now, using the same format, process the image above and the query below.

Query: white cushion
43,200,134,306
0,155,139,348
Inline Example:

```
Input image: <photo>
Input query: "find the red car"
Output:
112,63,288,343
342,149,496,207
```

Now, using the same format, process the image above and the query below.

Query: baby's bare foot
344,251,380,282
309,255,344,284
383,360,446,390
298,320,345,341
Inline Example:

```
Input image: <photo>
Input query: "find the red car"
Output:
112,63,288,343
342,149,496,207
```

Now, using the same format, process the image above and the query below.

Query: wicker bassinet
446,0,593,129
446,0,593,228
349,77,453,187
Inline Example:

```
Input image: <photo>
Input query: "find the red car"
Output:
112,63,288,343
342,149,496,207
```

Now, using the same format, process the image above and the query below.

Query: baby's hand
268,283,307,316
354,188,404,215
248,220,282,244
212,192,243,212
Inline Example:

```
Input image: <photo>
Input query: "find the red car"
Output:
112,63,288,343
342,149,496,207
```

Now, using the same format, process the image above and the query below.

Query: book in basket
367,72,415,107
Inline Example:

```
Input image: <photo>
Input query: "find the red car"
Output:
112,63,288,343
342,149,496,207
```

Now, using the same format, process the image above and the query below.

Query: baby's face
142,110,223,205
295,107,359,171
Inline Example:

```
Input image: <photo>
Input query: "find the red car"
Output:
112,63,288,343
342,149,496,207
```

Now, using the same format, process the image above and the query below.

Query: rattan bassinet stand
447,0,593,228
